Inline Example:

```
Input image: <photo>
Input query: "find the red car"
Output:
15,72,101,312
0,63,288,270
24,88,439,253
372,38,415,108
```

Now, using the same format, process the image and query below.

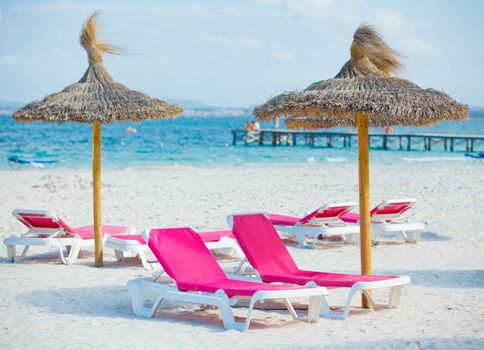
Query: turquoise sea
0,111,483,169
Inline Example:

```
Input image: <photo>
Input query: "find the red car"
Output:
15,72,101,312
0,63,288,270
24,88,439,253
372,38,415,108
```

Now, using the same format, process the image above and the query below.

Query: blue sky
0,0,483,107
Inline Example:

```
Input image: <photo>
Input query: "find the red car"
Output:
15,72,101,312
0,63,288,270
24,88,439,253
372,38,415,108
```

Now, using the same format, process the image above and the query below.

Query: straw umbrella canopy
254,25,468,307
13,13,183,267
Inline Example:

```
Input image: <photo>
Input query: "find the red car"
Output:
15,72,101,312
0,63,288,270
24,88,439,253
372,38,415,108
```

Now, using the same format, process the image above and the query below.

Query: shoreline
0,153,473,172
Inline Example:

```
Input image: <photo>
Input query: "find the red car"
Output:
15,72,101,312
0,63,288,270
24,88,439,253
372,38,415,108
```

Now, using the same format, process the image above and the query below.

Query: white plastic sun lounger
229,213,411,320
266,202,360,248
341,198,425,243
127,227,326,331
4,209,133,264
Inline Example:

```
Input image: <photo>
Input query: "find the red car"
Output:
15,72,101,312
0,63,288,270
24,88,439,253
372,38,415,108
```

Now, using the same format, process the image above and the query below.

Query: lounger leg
283,298,299,320
400,230,409,242
232,257,248,274
127,280,164,318
284,296,321,323
20,245,30,258
6,244,16,262
212,290,242,330
296,233,313,249
215,291,274,331
413,230,421,243
340,234,347,244
362,285,404,310
65,241,80,265
229,241,245,259
308,295,323,323
320,286,358,320
308,235,317,249
138,251,154,271
388,285,403,308
114,250,125,262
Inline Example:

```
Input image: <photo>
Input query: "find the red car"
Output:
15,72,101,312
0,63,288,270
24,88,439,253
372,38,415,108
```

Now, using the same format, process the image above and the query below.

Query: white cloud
270,50,294,62
155,56,167,65
195,32,258,50
191,4,208,14
0,55,18,64
401,37,439,57
372,8,405,32
12,1,92,14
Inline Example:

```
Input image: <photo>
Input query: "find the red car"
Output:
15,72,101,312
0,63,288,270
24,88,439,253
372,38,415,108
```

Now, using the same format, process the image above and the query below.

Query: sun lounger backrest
147,228,228,287
13,209,76,235
232,214,299,276
371,199,416,219
299,203,354,224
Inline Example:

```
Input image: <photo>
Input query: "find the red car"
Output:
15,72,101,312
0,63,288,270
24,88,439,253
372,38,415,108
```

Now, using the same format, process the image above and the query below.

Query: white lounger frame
230,267,410,320
127,277,326,331
308,276,411,319
105,228,246,271
4,209,132,264
227,213,411,320
4,234,98,265
271,202,360,249
369,198,425,243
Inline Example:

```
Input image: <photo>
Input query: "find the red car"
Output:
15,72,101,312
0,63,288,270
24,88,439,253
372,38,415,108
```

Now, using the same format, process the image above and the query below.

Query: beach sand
0,162,483,349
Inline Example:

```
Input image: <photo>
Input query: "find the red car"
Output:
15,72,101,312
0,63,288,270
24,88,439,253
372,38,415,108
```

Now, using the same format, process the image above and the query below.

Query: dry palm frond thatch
253,25,468,128
14,11,183,124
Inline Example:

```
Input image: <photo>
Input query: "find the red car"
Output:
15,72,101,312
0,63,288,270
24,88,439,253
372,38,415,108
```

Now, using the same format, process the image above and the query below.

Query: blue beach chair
7,156,59,170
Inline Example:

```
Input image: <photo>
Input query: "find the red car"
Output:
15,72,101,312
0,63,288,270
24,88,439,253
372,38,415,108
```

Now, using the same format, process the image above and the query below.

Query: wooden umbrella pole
357,114,372,308
93,122,103,267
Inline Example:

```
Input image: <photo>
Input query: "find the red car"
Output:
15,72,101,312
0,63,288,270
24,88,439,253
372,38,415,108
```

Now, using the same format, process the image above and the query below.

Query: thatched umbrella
13,13,183,267
254,25,468,307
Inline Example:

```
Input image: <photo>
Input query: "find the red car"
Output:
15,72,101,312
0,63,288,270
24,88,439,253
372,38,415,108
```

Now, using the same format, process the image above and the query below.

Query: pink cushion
174,278,308,297
15,212,77,234
268,204,353,226
232,214,397,288
300,205,353,223
341,201,414,223
72,225,128,239
16,213,62,229
263,270,394,288
340,212,360,223
373,202,412,216
198,229,234,242
266,213,301,226
147,227,308,297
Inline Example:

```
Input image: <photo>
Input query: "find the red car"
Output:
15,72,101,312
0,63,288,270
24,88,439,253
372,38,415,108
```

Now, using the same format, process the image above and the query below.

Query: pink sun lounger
105,229,244,270
4,209,133,264
266,202,360,248
230,213,411,320
340,198,425,243
126,227,326,331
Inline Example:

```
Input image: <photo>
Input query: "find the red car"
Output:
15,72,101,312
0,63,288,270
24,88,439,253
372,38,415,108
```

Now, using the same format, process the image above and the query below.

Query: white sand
0,163,483,349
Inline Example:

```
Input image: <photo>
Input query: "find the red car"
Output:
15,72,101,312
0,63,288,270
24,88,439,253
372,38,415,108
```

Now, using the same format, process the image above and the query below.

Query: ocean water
0,112,483,169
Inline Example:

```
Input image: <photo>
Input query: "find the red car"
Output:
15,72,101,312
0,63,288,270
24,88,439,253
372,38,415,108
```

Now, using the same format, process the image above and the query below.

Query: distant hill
0,101,24,115
470,106,484,114
164,98,213,109
163,98,253,117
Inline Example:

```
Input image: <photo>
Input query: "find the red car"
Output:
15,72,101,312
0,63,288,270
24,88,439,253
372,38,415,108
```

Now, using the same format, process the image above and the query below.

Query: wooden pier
232,129,484,152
